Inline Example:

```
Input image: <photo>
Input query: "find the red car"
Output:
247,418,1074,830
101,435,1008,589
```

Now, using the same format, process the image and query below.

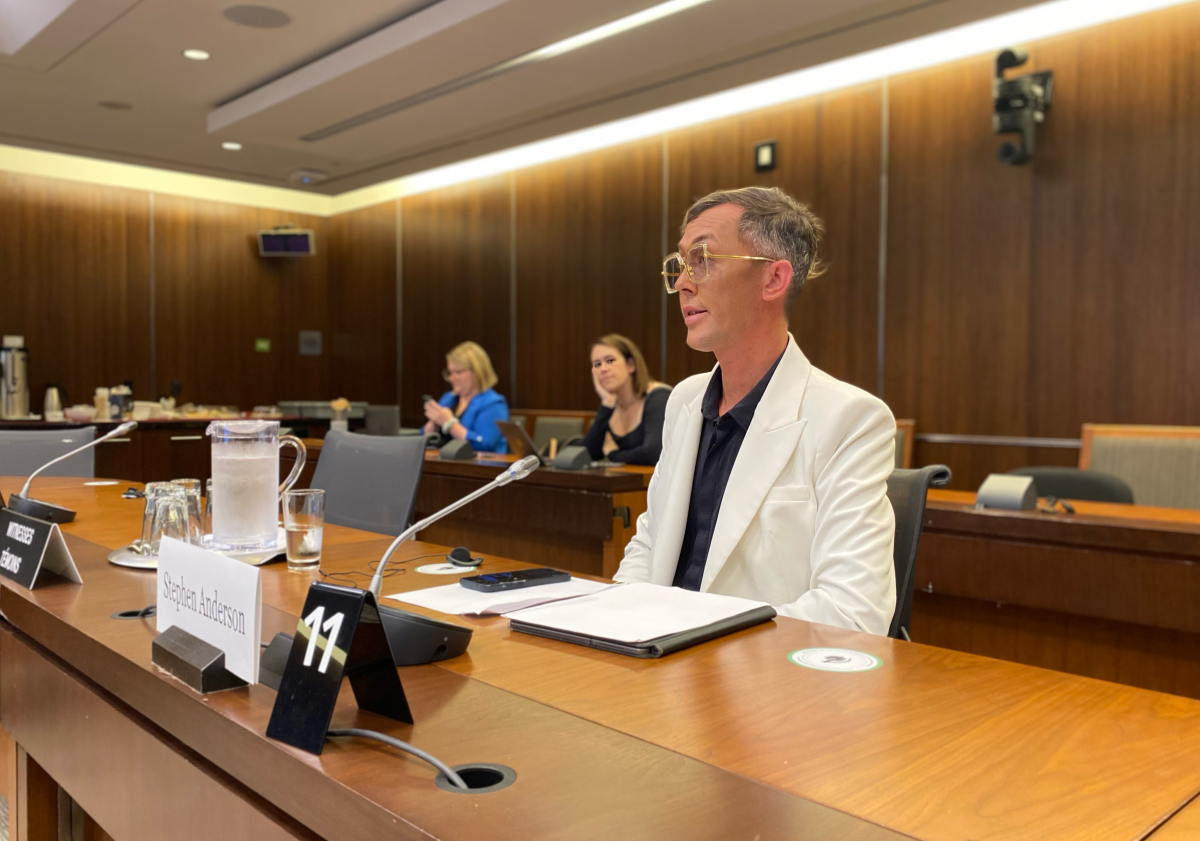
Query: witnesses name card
156,537,262,684
0,508,82,590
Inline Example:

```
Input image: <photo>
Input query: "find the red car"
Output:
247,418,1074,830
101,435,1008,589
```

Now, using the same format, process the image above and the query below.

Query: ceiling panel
0,0,1041,193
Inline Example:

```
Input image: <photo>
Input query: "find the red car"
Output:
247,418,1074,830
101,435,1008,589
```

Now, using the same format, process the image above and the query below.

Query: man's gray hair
683,186,824,301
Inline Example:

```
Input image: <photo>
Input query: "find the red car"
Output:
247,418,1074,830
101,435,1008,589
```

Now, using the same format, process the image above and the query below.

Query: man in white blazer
614,187,897,635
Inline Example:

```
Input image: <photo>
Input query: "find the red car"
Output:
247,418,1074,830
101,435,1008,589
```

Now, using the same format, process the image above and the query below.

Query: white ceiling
0,0,1040,195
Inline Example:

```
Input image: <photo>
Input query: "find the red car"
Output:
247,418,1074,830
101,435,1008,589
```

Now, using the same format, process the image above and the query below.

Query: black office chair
1007,466,1134,504
309,430,426,536
886,464,952,642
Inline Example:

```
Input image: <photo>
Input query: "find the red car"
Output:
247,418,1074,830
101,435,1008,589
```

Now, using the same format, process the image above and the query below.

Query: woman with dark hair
582,334,671,465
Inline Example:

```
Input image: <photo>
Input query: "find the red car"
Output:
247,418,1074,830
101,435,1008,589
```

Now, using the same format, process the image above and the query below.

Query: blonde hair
447,341,498,392
594,334,652,398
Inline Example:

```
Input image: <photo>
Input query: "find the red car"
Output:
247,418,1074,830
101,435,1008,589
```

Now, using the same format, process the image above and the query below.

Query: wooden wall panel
1024,4,1200,436
153,195,328,408
884,55,1034,437
887,4,1200,481
401,177,510,425
326,201,397,405
665,84,882,393
515,140,663,410
0,173,151,409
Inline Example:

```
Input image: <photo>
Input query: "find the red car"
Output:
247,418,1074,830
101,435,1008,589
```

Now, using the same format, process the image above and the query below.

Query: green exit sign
255,338,271,353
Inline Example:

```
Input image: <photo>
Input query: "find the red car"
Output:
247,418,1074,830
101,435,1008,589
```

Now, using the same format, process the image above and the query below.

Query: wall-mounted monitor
258,229,316,257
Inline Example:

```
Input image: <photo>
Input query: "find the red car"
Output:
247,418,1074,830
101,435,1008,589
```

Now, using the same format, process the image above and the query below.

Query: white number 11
302,606,345,674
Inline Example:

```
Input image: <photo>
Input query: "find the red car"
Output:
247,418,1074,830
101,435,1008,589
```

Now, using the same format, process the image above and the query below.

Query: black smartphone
460,568,570,593
422,393,434,405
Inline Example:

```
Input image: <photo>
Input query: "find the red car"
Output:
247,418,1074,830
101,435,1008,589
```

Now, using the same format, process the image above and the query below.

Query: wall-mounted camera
992,48,1053,165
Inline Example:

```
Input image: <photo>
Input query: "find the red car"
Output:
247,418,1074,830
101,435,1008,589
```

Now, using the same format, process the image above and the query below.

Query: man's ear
761,260,793,304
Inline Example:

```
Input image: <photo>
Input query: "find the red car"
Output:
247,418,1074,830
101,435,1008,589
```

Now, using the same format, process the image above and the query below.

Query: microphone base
379,605,472,666
9,495,77,524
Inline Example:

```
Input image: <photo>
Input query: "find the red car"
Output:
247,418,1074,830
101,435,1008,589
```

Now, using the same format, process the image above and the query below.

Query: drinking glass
171,478,204,546
282,489,324,571
140,483,189,557
204,478,214,537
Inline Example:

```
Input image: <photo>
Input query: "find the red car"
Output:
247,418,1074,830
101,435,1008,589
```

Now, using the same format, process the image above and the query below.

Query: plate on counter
108,529,287,569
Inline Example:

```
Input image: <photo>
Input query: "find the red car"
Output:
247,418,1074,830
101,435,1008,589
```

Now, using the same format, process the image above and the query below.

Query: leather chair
886,464,952,641
1007,466,1133,504
0,427,97,478
310,430,426,536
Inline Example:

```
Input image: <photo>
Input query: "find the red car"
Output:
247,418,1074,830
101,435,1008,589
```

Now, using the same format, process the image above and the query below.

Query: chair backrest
364,405,400,437
0,427,96,479
309,430,426,536
894,419,916,469
1007,466,1134,504
1080,424,1200,509
886,464,952,641
533,416,585,453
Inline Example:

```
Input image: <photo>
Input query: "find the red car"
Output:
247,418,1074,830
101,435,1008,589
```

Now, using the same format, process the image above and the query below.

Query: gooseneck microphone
9,421,139,524
367,455,541,599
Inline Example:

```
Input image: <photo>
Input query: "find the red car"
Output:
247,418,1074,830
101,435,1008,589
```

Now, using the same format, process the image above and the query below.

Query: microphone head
506,455,541,481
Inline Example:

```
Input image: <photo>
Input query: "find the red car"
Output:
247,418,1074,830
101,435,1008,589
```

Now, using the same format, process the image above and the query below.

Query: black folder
509,604,777,658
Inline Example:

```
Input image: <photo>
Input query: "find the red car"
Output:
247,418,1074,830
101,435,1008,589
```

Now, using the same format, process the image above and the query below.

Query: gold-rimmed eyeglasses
661,241,775,293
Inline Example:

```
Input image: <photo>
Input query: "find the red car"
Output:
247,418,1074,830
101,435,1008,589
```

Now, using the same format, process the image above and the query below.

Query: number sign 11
266,582,412,755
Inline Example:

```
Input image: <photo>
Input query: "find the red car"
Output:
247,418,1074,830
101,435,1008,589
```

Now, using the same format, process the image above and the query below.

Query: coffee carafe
207,420,306,552
1,336,29,420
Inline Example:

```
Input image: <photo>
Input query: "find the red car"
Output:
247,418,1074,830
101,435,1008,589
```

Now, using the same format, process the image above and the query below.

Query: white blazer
614,335,897,635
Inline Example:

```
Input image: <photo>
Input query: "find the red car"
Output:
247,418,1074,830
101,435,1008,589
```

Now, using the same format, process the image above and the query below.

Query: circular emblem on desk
416,563,467,575
788,648,882,672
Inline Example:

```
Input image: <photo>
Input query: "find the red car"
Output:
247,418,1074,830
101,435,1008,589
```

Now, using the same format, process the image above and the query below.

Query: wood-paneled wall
326,202,397,406
4,3,1199,487
0,174,151,408
401,176,512,420
153,195,330,409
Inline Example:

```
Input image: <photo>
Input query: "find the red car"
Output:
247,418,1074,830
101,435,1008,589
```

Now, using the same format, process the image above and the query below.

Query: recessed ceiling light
98,101,132,111
221,141,243,151
223,5,290,28
182,48,211,61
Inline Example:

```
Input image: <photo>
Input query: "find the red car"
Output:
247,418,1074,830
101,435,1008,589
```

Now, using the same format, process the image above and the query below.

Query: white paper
506,582,770,643
156,537,262,684
386,577,611,616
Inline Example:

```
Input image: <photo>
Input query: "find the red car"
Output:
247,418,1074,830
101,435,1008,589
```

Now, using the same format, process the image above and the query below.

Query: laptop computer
495,420,549,465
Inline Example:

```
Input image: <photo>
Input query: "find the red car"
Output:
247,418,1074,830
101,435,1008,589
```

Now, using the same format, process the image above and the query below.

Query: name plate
156,537,262,684
267,582,412,755
0,508,82,590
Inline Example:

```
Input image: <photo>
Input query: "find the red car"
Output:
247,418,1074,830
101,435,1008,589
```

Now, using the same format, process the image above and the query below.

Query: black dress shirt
673,353,783,591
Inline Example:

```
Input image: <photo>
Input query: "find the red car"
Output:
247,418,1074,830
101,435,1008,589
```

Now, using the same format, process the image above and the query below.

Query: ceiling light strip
330,0,1191,213
0,144,333,215
300,0,718,142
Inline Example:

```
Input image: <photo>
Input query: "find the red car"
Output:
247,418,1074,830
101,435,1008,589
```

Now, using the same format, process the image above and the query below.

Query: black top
583,387,671,465
673,354,783,591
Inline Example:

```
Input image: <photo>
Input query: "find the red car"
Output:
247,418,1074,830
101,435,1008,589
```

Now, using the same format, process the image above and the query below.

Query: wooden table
4,479,1200,840
284,439,653,578
913,489,1200,699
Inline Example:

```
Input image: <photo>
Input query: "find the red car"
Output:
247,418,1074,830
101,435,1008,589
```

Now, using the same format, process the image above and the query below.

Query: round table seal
788,647,882,672
416,563,468,575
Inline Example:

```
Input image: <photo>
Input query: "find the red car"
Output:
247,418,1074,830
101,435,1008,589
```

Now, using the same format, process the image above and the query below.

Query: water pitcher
207,420,306,551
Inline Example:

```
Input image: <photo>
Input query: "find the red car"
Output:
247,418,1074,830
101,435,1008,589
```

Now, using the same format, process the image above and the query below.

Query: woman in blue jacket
422,341,509,453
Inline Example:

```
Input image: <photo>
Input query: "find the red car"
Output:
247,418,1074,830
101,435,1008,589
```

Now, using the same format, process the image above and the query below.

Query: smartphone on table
460,568,570,593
